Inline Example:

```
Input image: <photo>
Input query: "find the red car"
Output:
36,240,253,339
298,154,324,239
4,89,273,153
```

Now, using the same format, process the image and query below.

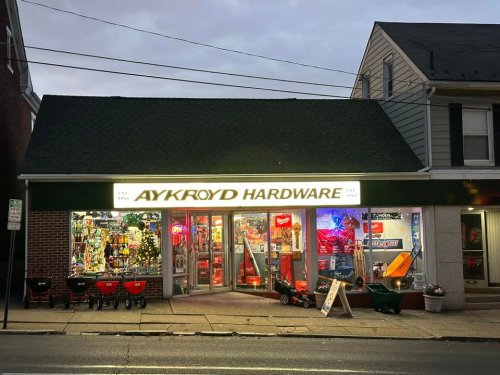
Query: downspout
24,179,29,299
426,86,436,168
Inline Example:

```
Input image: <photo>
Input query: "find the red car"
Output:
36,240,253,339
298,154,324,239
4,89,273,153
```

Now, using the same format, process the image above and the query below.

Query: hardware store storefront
26,179,435,304
21,95,472,309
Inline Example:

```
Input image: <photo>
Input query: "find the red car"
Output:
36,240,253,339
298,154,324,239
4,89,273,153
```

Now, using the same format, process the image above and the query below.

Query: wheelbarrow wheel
303,300,310,308
280,294,290,305
393,306,402,314
112,296,119,309
88,296,94,309
140,296,147,309
381,304,390,314
125,297,132,310
96,297,103,310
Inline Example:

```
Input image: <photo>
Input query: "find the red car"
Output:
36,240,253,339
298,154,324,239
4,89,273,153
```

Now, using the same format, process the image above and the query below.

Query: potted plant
423,284,446,312
314,278,331,309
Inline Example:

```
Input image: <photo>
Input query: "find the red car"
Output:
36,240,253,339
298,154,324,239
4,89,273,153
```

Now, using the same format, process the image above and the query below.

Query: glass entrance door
190,213,229,293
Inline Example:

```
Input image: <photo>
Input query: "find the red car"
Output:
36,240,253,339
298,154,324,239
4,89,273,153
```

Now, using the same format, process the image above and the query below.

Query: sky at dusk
17,0,500,100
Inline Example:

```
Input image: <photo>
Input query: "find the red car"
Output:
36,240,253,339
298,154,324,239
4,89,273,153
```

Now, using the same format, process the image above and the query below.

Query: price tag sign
8,199,22,223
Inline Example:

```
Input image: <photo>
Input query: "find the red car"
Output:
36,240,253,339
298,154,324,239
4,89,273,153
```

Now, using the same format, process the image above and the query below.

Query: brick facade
26,195,164,303
1,0,39,294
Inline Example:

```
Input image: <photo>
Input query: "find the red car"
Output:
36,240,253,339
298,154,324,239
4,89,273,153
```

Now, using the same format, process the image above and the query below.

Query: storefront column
306,208,317,292
162,210,172,298
423,206,438,285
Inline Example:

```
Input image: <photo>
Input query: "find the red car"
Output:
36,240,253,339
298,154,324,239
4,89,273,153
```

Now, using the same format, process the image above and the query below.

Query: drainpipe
426,86,436,168
24,179,29,299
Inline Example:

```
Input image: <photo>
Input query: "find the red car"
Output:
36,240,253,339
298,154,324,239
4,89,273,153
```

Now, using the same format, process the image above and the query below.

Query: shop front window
234,212,268,290
71,211,162,276
316,207,424,290
270,210,307,290
233,209,306,291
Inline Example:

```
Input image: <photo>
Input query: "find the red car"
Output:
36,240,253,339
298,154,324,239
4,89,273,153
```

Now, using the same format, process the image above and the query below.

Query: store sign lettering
114,181,360,208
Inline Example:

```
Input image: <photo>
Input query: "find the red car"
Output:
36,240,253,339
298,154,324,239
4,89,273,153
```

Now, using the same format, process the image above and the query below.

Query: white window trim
31,113,36,132
383,56,393,99
6,26,13,73
462,106,495,167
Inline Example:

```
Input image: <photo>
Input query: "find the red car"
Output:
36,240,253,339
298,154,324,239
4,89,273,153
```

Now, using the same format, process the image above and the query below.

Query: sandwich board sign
320,278,353,317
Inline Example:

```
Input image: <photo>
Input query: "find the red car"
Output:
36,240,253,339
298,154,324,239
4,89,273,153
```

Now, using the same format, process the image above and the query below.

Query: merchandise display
71,211,161,275
233,210,306,289
316,207,425,288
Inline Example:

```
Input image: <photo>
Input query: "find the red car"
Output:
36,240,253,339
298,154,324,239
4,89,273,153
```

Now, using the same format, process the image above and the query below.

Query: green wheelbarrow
365,283,405,314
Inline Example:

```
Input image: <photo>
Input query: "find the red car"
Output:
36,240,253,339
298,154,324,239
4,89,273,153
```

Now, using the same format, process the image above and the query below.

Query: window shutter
493,104,500,166
449,103,464,166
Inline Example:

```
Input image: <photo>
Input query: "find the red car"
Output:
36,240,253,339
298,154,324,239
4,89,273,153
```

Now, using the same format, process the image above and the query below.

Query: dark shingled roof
20,96,423,176
377,22,500,82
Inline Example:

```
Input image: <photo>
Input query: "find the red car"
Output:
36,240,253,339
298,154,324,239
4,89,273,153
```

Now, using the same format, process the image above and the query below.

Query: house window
383,59,393,98
463,108,494,165
6,26,13,73
361,74,370,99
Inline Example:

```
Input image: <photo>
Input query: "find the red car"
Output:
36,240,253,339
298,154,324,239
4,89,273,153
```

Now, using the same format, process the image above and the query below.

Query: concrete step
465,294,500,303
465,301,500,310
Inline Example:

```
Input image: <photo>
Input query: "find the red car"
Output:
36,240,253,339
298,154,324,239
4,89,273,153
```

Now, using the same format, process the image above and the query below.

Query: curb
0,329,65,335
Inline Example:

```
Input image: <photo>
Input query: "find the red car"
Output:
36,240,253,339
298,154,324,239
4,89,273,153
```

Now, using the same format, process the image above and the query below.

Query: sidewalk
2,292,500,341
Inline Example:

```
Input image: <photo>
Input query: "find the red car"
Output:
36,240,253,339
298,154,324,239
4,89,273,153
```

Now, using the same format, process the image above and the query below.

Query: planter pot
314,291,327,309
424,294,444,312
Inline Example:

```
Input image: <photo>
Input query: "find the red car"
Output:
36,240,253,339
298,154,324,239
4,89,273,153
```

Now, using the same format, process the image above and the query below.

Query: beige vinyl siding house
353,21,500,310
352,24,428,165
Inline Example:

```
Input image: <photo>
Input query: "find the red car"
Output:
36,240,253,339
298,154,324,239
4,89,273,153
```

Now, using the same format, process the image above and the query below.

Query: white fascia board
18,172,431,183
429,81,500,90
429,169,500,180
350,23,376,98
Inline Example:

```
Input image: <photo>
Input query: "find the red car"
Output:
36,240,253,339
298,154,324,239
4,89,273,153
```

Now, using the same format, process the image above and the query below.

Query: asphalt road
0,335,499,374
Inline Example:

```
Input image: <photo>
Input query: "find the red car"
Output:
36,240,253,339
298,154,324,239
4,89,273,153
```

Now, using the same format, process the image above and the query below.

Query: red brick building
0,0,40,293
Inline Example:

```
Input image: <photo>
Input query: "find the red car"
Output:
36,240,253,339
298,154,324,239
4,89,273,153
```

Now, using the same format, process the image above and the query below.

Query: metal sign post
3,199,22,329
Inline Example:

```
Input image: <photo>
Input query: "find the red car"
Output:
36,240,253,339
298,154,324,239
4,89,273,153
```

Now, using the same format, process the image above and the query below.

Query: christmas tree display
137,227,160,267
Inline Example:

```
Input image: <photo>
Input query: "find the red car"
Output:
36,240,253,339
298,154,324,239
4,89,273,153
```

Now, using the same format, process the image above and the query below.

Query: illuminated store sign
114,181,360,208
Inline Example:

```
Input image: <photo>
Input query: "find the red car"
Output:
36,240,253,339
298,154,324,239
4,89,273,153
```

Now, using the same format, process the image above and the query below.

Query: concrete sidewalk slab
2,292,500,341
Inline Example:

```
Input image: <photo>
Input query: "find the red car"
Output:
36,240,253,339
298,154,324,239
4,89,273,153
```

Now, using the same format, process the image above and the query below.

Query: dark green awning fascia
29,180,500,211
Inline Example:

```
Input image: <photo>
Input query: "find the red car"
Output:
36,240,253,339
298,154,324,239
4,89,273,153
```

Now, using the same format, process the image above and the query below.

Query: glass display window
233,209,306,291
233,212,268,289
71,210,162,276
316,207,424,290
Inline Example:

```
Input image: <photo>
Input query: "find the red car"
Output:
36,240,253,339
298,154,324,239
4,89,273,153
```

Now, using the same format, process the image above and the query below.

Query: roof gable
21,96,423,176
377,22,500,82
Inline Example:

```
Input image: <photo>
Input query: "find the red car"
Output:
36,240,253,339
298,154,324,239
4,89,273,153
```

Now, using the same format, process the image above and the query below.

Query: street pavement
1,292,500,341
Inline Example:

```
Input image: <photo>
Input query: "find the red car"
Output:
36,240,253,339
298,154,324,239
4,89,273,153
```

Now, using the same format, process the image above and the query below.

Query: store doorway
189,212,231,293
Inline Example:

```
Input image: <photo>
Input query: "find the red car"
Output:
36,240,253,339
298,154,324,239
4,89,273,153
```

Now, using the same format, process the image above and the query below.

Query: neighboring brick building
0,0,40,293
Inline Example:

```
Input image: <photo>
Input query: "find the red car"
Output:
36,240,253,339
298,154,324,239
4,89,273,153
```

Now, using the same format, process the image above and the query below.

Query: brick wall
26,195,164,302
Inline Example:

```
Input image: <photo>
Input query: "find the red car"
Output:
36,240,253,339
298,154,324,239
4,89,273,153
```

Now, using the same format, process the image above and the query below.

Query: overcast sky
17,0,500,100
